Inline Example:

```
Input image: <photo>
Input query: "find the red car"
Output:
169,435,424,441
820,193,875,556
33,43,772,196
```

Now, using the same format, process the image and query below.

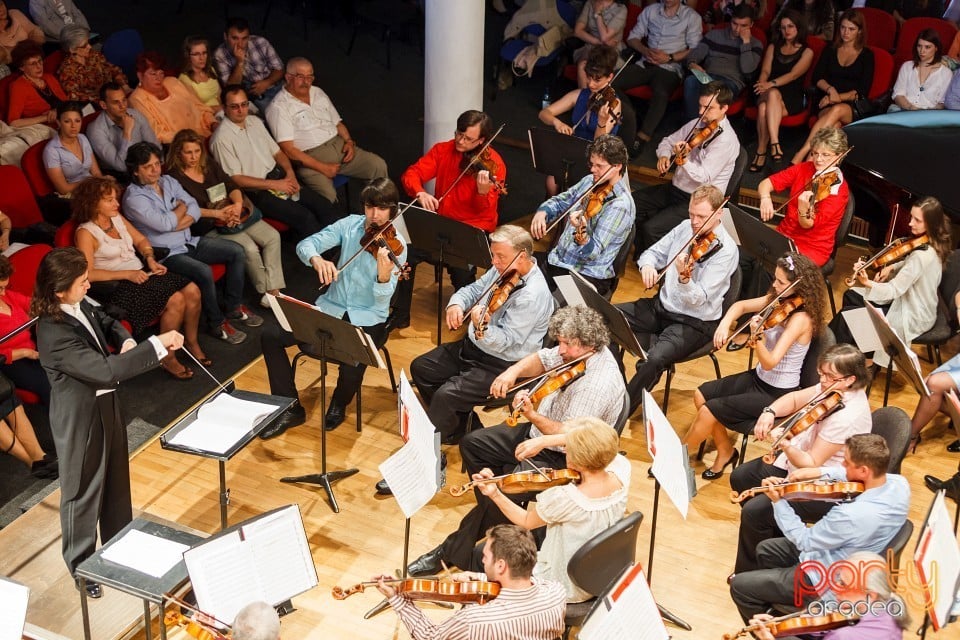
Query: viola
332,577,501,604
678,231,719,280
653,197,728,286
674,119,719,167
803,170,840,221
464,148,508,195
762,389,844,464
573,181,615,245
506,359,588,426
745,295,805,349
360,223,410,280
586,85,622,126
723,611,858,639
729,480,864,504
844,234,929,287
164,611,230,640
448,468,582,497
475,269,522,339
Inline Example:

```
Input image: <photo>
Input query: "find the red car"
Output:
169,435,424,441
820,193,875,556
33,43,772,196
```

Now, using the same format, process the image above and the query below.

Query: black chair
883,519,914,587
914,248,960,365
725,147,749,201
612,388,631,436
870,406,912,474
291,344,398,433
823,192,857,317
563,511,643,637
660,266,742,412
606,225,637,301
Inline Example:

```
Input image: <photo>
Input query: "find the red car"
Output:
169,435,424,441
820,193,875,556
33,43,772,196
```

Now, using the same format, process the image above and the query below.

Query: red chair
894,17,958,66
0,72,18,119
0,166,44,228
54,219,77,247
8,244,52,297
263,219,290,233
20,140,55,198
43,50,65,75
867,46,895,100
745,36,827,127
861,8,898,52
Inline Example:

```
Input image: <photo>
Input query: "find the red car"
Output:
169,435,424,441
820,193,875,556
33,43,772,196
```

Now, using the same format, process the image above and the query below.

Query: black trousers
247,188,337,239
729,537,817,623
538,257,615,299
410,338,512,443
391,246,476,321
730,458,836,574
616,296,718,417
261,315,388,408
633,183,690,253
438,422,566,570
612,64,682,139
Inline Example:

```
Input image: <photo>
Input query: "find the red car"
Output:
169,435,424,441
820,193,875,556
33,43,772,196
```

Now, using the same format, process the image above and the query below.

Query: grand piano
842,111,960,245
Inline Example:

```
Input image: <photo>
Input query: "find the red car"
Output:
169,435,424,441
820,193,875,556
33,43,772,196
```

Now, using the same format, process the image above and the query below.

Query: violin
844,234,929,287
332,577,501,604
164,611,230,640
506,359,588,426
360,222,410,280
586,85,622,126
475,268,522,339
673,119,719,168
723,611,858,639
744,295,805,349
677,231,719,280
464,148,508,195
802,170,840,221
448,468,581,497
762,389,844,464
729,479,864,504
573,181,615,245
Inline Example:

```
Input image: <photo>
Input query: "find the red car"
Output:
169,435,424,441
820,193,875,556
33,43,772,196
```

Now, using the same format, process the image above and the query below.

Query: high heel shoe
770,142,783,162
702,450,739,480
909,433,922,454
749,152,767,172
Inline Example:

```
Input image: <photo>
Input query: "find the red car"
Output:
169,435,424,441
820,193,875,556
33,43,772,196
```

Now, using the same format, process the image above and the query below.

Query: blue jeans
164,237,245,328
683,74,742,121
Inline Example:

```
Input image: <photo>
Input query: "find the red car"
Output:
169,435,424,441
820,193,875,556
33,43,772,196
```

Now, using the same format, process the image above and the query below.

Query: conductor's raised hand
158,330,184,351
446,304,465,330
311,255,339,285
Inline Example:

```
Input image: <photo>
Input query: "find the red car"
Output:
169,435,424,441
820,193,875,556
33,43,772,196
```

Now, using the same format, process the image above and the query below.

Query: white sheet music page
183,532,259,623
841,306,883,353
264,293,292,332
644,390,692,519
0,576,29,640
578,564,669,640
100,529,189,578
914,491,960,630
553,274,587,307
167,394,279,454
241,505,318,606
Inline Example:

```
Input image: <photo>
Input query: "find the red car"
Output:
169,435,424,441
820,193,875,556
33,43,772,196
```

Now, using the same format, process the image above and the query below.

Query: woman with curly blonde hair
682,252,827,479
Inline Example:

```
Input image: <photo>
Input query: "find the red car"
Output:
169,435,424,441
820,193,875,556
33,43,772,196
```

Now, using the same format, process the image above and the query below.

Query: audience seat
894,17,958,66
54,219,77,247
0,72,17,117
0,166,44,228
806,46,894,130
102,28,144,87
861,7,898,51
8,244,52,297
43,50,65,76
20,140,55,198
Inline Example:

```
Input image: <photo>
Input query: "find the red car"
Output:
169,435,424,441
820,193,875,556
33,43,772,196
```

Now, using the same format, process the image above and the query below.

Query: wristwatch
761,407,776,417
668,53,674,63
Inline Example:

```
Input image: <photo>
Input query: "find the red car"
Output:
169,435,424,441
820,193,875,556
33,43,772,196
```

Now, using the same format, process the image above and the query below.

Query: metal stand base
281,468,359,513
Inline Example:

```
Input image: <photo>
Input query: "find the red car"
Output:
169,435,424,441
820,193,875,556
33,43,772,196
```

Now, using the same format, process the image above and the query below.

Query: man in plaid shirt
214,16,284,111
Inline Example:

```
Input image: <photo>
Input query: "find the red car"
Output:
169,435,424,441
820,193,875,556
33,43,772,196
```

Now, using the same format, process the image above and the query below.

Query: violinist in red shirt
391,110,506,330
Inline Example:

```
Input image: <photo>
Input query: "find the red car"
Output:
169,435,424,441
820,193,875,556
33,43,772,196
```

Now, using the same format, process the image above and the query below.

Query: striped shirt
389,577,566,640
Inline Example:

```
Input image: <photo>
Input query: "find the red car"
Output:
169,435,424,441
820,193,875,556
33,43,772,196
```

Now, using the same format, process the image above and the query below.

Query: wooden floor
2,235,959,640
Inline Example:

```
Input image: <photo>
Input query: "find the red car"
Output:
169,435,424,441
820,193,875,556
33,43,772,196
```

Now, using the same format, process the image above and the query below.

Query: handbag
214,203,263,235
851,91,880,120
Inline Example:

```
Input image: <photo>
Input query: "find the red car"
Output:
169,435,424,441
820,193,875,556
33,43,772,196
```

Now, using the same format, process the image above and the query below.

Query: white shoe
260,293,272,309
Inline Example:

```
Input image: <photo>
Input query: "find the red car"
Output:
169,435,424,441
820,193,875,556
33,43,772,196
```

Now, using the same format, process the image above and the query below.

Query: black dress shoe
702,450,739,480
30,457,59,479
948,439,960,453
925,473,960,502
75,578,102,599
259,403,307,440
408,546,445,577
324,403,346,431
386,312,410,332
375,479,392,495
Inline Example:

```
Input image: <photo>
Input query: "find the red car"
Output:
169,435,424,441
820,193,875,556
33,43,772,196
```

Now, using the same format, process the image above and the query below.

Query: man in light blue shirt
730,434,911,623
944,68,960,111
616,184,737,416
87,82,159,176
259,178,406,438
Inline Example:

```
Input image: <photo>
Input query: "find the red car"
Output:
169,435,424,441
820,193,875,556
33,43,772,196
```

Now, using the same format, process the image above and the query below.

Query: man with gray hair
233,601,280,640
265,57,387,204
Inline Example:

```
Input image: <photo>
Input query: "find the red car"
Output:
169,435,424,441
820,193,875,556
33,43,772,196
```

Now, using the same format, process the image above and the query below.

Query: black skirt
106,272,191,335
699,369,796,434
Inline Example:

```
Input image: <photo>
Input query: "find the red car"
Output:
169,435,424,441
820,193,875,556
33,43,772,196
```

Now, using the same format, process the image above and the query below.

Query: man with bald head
265,57,388,203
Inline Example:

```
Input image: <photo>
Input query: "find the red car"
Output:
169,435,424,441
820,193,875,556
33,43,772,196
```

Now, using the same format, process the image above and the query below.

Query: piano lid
844,111,960,215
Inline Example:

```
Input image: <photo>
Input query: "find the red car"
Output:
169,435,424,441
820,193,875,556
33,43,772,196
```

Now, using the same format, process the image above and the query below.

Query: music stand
528,127,590,193
558,271,646,360
276,296,382,513
729,204,796,273
401,204,492,345
865,302,930,406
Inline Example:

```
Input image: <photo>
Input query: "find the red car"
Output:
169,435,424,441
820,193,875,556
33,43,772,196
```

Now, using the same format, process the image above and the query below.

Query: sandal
161,359,194,381
770,142,783,162
185,346,212,367
749,152,767,172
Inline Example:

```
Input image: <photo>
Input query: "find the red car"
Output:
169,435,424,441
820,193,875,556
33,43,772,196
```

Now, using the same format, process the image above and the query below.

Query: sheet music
644,390,692,518
720,208,739,244
241,506,318,607
578,564,669,640
1,243,30,258
358,327,387,369
167,394,279,454
0,576,29,640
554,274,588,307
184,532,258,623
100,529,189,578
841,306,883,353
914,492,960,630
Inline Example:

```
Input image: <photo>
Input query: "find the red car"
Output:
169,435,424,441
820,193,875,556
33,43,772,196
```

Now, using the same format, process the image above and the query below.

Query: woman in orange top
7,40,66,127
128,51,216,144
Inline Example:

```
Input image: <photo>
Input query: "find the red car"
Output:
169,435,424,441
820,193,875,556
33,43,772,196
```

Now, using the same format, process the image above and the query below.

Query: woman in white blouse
474,416,629,602
890,29,953,112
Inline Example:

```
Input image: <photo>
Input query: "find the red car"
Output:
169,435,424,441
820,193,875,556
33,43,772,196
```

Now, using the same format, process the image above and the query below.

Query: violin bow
541,165,617,238
773,146,854,216
522,457,553,482
498,351,595,397
766,380,843,440
660,90,717,178
436,123,507,204
718,277,803,351
653,196,729,285
162,592,233,632
570,52,635,132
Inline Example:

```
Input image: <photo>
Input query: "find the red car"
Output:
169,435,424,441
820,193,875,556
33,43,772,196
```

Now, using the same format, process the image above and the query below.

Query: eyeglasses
454,130,479,144
226,101,249,110
810,152,838,160
189,51,207,57
817,369,848,383
288,73,314,81
23,58,43,66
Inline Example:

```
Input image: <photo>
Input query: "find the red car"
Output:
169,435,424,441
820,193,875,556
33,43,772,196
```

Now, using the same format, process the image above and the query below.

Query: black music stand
729,204,796,297
559,271,646,360
276,296,381,513
865,302,930,406
401,205,492,345
528,127,590,193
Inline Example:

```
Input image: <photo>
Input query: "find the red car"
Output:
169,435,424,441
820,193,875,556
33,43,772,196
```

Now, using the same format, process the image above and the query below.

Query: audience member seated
28,0,88,43
703,0,767,25
72,176,206,380
894,0,945,24
684,4,763,120
791,10,874,164
87,81,158,176
571,0,627,89
889,29,952,111
614,0,702,153
474,417,629,602
178,35,222,115
42,100,101,224
633,82,740,252
0,211,9,250
0,375,57,479
56,25,127,103
945,67,960,110
7,40,65,127
0,116,53,166
166,129,284,310
122,141,257,345
213,16,284,112
912,349,960,447
266,57,388,204
774,0,835,41
211,84,334,238
0,1,44,68
751,10,814,171
128,51,215,144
